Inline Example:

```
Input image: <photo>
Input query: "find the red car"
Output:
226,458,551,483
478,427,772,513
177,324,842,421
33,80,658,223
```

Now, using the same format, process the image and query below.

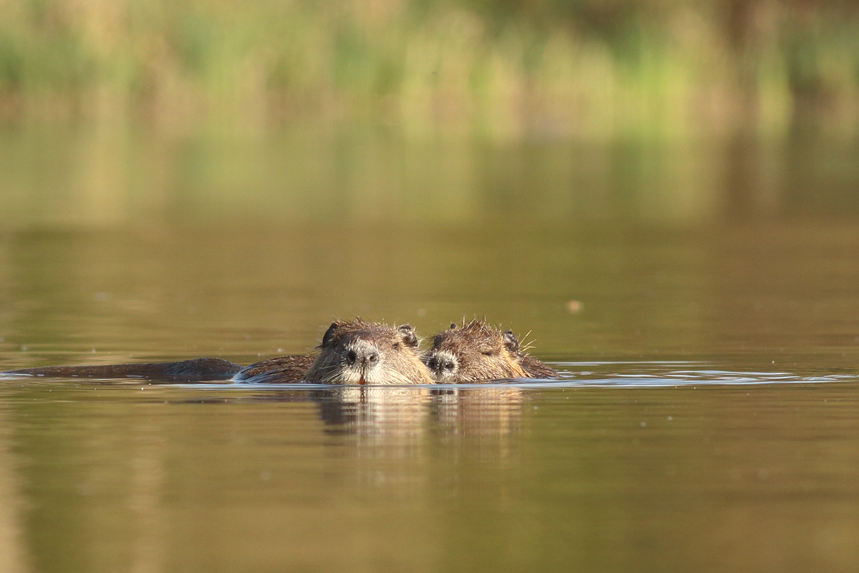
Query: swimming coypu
297,319,433,385
238,319,433,384
4,319,433,385
424,319,558,383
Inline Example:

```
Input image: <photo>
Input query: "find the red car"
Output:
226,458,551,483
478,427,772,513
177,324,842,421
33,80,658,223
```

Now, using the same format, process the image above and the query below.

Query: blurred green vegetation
0,0,858,138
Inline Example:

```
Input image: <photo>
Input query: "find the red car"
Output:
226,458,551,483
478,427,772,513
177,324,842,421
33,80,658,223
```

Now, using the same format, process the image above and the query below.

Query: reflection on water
4,377,859,572
0,381,538,572
311,386,431,438
2,129,859,228
200,384,527,446
553,362,859,387
429,386,524,438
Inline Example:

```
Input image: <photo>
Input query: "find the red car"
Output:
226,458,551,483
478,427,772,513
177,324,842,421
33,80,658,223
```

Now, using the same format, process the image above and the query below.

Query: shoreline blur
1,0,858,139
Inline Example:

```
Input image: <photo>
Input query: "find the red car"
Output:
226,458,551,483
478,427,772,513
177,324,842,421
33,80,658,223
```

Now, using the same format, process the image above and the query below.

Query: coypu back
3,358,243,381
3,319,434,385
424,319,558,383
303,319,433,385
233,355,316,384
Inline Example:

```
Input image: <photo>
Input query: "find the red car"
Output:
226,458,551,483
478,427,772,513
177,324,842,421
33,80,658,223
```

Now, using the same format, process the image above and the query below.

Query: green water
1,128,859,572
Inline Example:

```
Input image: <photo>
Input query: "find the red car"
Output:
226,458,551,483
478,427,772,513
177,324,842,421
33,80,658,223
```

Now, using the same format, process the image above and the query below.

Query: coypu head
424,319,556,383
303,319,433,385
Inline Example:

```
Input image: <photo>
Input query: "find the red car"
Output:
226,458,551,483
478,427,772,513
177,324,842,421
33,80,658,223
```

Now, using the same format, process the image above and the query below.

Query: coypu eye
392,342,400,350
397,325,419,348
481,350,495,356
502,330,519,353
321,322,339,348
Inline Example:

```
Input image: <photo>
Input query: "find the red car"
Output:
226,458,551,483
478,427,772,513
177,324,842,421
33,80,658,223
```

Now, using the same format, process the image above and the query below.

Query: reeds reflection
3,129,859,232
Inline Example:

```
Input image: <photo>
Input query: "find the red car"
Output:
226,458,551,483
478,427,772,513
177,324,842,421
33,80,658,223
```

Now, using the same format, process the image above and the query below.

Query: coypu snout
425,350,458,381
344,342,380,368
342,339,383,383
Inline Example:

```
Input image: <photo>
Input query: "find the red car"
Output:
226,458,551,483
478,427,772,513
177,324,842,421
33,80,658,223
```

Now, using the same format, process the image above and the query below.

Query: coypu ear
321,322,339,348
450,323,456,329
502,330,520,353
397,325,419,348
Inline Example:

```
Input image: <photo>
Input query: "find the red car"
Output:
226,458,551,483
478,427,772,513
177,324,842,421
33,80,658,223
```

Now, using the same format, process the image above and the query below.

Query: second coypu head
424,319,557,383
303,319,433,385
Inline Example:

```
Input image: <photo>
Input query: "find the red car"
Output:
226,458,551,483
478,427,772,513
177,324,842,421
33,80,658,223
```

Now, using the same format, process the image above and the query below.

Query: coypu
298,319,433,385
4,319,433,385
424,319,557,383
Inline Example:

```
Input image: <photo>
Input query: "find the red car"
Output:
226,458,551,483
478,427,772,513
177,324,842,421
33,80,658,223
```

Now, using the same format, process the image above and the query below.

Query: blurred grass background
1,0,859,230
1,0,858,138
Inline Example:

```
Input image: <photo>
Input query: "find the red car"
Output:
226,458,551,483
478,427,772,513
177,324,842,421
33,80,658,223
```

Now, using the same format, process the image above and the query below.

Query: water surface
1,129,859,572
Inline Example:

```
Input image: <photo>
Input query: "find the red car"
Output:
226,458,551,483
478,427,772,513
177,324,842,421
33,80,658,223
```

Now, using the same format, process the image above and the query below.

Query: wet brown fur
4,320,433,385
4,358,243,382
424,319,557,383
232,354,317,384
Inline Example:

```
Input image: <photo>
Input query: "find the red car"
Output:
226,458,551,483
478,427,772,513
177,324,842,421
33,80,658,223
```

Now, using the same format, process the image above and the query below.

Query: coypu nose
346,345,379,368
366,349,379,364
